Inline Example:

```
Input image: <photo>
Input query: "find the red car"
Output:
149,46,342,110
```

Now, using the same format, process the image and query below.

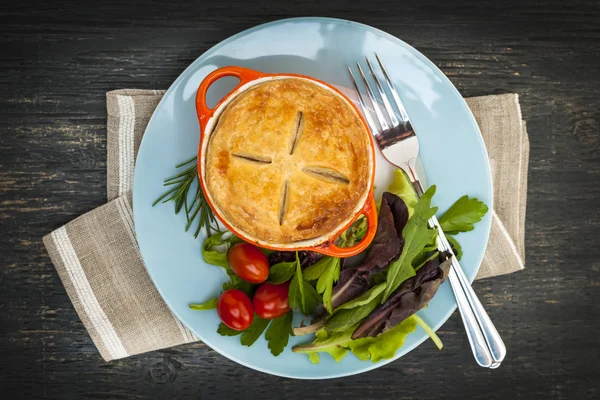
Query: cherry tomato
217,289,254,331
228,243,269,284
253,282,290,320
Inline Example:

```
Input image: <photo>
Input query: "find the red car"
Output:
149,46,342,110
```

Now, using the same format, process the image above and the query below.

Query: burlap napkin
43,90,528,361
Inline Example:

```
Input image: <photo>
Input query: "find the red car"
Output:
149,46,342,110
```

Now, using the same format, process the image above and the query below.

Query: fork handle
412,177,506,368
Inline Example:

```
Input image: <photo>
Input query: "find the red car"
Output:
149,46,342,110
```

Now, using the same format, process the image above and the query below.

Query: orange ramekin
196,66,377,258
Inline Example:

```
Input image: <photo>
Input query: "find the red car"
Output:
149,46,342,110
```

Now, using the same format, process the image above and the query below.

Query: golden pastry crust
204,78,372,245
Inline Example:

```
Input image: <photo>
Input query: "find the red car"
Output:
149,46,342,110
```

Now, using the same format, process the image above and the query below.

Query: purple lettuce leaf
352,255,451,339
268,251,323,269
328,192,409,311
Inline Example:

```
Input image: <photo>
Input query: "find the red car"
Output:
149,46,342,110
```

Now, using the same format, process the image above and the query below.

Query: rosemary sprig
153,156,219,238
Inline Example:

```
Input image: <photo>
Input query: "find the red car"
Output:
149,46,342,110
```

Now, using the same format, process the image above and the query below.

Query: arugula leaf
202,231,242,268
217,323,243,336
388,169,418,217
325,291,383,333
446,235,463,261
383,186,438,302
438,195,489,234
347,316,417,362
336,283,386,311
188,298,218,310
265,311,294,356
240,316,269,347
267,260,296,284
288,252,322,315
412,251,439,271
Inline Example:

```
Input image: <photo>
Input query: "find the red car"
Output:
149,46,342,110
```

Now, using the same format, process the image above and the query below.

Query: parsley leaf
217,323,243,336
240,316,270,347
383,185,438,302
438,195,489,234
303,257,333,281
188,298,218,310
316,258,340,313
288,252,322,315
265,311,294,356
267,260,296,284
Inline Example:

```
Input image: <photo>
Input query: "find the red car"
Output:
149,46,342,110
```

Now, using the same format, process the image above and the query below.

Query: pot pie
204,78,373,246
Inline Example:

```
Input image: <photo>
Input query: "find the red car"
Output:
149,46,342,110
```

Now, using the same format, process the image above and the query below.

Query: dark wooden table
1,1,599,398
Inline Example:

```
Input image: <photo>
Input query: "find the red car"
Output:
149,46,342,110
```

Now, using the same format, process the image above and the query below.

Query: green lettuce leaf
188,298,218,310
388,169,418,217
267,260,296,284
347,316,417,362
438,195,489,234
293,316,417,364
265,311,294,356
383,186,438,302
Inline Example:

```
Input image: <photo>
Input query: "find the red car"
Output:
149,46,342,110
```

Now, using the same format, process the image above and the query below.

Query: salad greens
216,312,294,354
265,311,294,356
382,186,438,302
354,257,450,339
202,231,242,268
190,168,489,363
189,298,218,310
387,169,419,217
304,256,341,313
293,316,417,364
266,260,296,284
288,252,322,315
438,195,489,234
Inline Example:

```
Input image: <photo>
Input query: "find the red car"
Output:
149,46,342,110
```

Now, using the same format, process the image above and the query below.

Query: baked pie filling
204,78,373,246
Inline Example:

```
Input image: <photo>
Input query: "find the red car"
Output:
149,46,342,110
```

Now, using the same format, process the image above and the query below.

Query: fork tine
356,63,390,130
347,67,379,134
375,53,409,122
365,57,400,127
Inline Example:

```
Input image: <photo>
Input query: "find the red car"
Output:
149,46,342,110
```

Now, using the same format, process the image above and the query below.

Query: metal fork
349,54,506,369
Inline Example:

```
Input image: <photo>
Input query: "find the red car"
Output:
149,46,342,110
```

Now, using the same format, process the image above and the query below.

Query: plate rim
133,16,493,379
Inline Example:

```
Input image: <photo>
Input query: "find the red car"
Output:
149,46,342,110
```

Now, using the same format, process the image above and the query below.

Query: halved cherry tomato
217,289,254,331
253,282,290,320
228,243,269,284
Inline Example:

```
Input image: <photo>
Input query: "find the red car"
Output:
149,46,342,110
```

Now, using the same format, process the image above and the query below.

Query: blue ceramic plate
133,17,492,379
